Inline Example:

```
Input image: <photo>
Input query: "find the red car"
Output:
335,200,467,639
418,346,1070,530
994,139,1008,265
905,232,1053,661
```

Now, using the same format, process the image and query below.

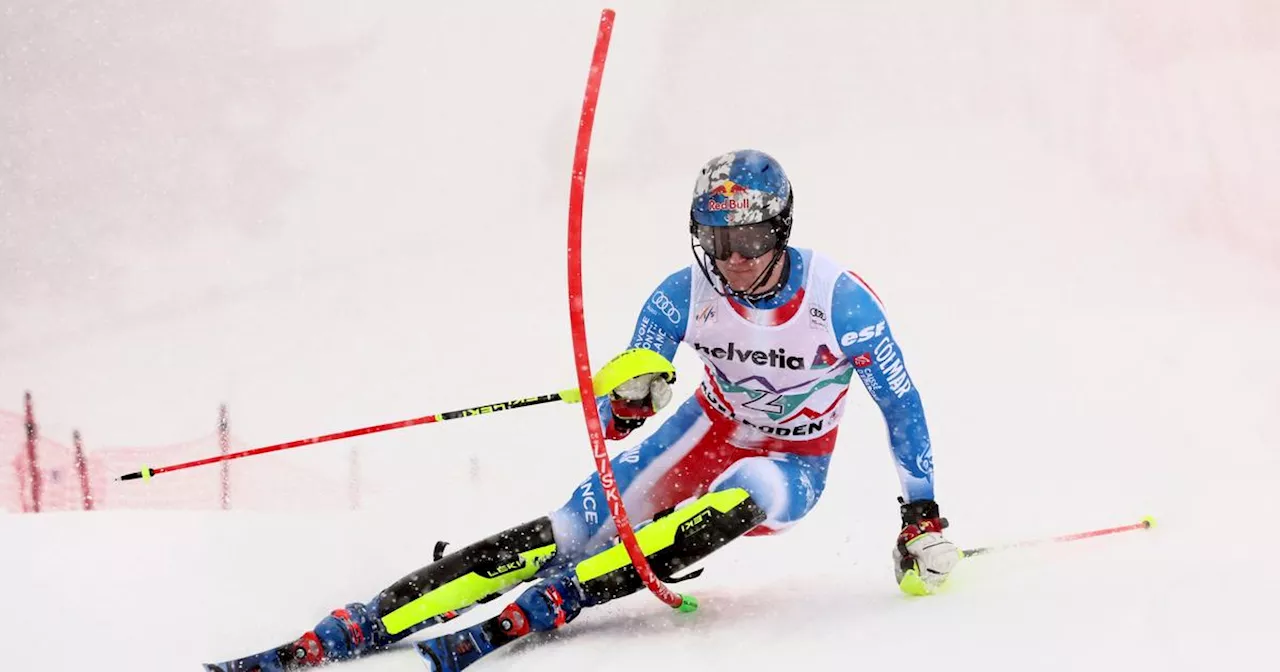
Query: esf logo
650,291,682,324
693,342,806,370
840,321,886,347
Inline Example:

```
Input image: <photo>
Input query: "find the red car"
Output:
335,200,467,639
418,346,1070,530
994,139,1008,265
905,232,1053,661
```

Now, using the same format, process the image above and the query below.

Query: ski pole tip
677,594,699,613
116,467,154,482
1141,515,1157,529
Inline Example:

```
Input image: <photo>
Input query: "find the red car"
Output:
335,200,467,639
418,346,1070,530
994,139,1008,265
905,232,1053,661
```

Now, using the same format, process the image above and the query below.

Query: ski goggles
692,220,780,261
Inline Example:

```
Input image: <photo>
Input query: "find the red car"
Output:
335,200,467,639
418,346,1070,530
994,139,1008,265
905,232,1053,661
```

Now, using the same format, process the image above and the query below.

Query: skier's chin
719,270,767,295
716,258,771,293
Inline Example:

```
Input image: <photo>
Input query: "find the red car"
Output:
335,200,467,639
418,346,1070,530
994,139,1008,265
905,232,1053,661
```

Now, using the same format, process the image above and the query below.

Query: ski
204,605,475,671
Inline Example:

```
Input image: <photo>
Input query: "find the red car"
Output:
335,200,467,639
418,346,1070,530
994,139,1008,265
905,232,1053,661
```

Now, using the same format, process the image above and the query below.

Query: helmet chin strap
732,247,790,303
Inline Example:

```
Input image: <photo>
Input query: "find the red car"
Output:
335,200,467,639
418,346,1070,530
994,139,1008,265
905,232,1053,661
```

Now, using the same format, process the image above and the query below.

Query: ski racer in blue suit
205,150,959,672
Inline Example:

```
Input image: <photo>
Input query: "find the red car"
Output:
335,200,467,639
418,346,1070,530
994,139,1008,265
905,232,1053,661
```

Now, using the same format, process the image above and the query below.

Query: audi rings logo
650,291,682,324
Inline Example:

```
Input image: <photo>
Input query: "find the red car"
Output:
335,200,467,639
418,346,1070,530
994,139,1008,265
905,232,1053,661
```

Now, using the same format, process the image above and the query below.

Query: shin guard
574,487,766,604
375,516,558,638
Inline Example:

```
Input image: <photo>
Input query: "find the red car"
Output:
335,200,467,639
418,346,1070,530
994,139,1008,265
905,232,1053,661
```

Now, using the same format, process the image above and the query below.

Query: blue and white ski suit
549,247,935,561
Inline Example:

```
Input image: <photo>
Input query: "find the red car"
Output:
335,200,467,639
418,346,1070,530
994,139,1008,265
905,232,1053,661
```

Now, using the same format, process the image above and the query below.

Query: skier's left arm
831,273,933,502
832,272,959,595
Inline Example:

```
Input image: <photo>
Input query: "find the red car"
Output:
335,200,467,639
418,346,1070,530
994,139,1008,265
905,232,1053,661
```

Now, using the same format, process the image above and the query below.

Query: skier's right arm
601,268,691,439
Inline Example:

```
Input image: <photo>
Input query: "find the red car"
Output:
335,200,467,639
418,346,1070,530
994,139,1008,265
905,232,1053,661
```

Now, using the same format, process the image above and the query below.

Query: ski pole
115,393,565,482
115,346,673,483
962,516,1156,558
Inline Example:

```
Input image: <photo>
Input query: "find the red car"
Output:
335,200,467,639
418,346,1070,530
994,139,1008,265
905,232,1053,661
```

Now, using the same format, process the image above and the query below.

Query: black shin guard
574,488,766,604
374,517,558,637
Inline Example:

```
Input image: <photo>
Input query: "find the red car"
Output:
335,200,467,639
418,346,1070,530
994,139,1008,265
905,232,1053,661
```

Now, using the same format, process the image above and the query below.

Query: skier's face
694,220,779,261
714,248,784,294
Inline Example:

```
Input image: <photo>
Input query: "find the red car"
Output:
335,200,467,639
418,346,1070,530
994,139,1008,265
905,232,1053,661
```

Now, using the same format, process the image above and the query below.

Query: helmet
688,150,794,298
690,149,792,228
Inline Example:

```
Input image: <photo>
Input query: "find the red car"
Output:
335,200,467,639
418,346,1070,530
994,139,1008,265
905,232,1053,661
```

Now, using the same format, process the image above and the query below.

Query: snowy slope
2,1,1277,671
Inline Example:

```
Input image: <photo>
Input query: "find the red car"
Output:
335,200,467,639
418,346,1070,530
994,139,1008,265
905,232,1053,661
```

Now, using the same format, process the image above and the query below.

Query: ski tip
677,594,699,613
1141,515,1157,529
118,466,154,482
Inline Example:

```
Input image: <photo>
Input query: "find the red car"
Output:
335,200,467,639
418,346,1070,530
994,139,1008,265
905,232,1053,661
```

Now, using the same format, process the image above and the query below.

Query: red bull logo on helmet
706,179,751,211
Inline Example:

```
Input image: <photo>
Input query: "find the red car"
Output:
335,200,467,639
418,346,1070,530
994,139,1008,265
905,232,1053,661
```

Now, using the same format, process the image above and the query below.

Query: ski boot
415,487,769,670
203,602,382,671
416,573,587,671
204,518,557,670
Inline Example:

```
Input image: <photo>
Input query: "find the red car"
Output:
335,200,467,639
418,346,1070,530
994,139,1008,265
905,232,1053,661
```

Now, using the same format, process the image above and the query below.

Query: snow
2,1,1277,670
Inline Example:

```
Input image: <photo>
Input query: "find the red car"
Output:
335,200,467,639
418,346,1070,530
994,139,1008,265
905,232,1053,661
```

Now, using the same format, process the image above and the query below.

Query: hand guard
605,372,673,439
893,497,960,596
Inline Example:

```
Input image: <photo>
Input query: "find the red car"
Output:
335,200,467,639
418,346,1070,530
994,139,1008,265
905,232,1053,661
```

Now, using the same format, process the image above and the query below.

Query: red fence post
218,404,231,510
73,430,94,511
24,391,41,513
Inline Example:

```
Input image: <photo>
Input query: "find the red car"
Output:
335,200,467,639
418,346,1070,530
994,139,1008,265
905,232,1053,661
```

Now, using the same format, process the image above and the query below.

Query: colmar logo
872,337,913,398
853,352,873,369
706,179,750,212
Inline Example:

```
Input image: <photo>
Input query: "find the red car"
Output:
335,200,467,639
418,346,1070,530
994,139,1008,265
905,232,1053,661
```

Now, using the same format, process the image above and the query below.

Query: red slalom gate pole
565,9,693,612
962,516,1156,558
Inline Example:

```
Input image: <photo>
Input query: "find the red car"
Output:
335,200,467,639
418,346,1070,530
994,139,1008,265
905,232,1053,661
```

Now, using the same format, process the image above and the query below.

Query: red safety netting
0,409,358,513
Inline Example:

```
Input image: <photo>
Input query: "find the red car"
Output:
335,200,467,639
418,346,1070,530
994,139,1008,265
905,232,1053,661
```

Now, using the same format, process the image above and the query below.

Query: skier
206,149,959,671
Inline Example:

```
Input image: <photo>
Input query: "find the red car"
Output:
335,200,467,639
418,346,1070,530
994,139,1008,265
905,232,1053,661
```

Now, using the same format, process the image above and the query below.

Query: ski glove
605,372,674,440
893,497,960,596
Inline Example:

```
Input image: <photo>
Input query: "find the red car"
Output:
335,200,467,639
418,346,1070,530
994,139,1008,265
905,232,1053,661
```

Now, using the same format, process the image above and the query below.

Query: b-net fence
1,409,357,513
